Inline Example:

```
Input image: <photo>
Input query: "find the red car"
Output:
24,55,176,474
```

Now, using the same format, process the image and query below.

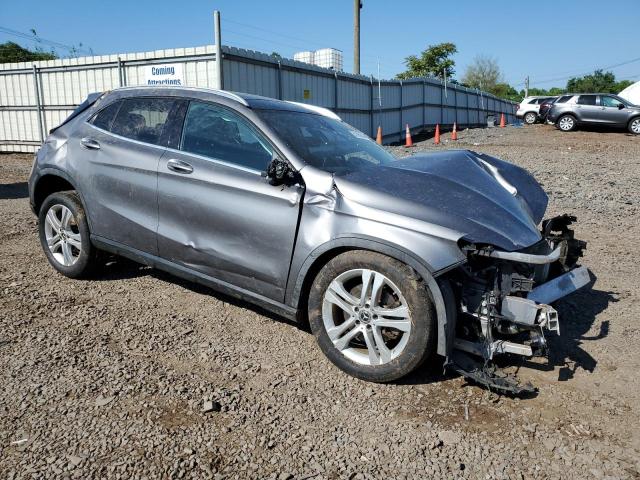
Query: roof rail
112,86,250,106
286,101,341,120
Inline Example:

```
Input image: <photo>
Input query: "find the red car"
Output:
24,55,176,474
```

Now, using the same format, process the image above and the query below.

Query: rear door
156,100,303,301
599,95,629,125
74,96,176,255
575,95,600,123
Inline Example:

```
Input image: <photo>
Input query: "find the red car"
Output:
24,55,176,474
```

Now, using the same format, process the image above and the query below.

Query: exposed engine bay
446,214,588,394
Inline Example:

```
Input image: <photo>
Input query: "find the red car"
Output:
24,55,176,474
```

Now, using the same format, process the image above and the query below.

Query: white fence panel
0,44,516,152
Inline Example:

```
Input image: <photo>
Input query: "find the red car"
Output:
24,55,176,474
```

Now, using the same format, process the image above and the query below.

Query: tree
492,83,520,102
396,42,457,80
462,55,501,92
566,70,632,94
548,87,566,95
0,41,57,63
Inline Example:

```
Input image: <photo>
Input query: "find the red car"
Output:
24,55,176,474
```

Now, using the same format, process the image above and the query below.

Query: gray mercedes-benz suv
28,86,589,391
547,93,640,133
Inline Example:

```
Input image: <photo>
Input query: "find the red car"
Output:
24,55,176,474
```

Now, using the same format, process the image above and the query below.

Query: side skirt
91,235,298,321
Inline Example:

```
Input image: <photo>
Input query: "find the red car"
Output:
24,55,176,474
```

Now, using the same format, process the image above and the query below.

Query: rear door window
180,101,273,171
111,97,175,146
577,95,597,105
90,101,122,131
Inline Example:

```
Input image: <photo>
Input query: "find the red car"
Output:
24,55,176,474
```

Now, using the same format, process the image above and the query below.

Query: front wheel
308,250,436,383
628,117,640,135
524,112,537,124
556,114,576,132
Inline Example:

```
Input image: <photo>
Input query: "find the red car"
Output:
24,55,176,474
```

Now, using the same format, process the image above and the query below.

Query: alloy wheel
525,113,536,124
44,204,82,266
631,119,640,134
559,116,574,131
322,268,411,366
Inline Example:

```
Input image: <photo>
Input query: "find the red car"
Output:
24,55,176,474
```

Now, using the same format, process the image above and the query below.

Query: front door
157,100,303,301
599,95,629,125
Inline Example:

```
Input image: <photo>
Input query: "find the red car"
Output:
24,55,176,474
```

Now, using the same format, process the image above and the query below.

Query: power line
224,16,394,65
517,56,640,87
0,26,93,55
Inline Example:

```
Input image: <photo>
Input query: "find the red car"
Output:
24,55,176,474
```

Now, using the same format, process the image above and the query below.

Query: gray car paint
548,93,640,126
29,86,552,359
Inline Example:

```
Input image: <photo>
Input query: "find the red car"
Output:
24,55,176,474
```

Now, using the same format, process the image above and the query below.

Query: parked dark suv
28,87,589,391
547,93,640,133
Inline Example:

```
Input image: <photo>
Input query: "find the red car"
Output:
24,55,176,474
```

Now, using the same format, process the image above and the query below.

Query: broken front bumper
449,215,588,392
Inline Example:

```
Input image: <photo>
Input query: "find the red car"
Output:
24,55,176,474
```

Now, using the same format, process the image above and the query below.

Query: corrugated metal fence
0,45,516,152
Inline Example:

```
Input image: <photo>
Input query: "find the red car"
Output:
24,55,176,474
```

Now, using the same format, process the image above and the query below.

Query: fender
31,167,93,231
287,235,463,358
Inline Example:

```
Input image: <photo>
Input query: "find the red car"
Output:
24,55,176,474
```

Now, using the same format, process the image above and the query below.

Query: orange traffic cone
434,124,440,145
451,122,458,141
500,113,506,128
404,124,413,147
376,126,383,145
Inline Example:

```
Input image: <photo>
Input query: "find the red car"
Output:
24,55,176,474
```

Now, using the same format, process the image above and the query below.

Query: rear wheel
524,112,537,124
308,250,436,383
628,117,640,135
557,114,576,132
38,191,99,278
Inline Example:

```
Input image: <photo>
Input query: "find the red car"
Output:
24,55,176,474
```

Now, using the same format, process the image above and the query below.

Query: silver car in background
28,87,589,392
547,93,640,133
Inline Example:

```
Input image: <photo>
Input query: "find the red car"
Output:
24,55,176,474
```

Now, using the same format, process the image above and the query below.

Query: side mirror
618,103,625,110
265,156,296,186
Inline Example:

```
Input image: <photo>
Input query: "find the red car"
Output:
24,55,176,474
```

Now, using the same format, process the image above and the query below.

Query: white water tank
294,51,315,65
313,48,343,71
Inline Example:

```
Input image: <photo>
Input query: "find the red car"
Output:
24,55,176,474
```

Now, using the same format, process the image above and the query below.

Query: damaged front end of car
445,214,588,394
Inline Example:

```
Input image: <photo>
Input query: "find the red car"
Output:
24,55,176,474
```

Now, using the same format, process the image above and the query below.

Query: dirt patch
1,125,640,478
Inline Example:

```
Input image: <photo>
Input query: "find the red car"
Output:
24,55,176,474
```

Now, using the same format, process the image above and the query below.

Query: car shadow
0,182,28,200
515,270,617,382
90,255,302,328
88,258,615,391
563,124,635,135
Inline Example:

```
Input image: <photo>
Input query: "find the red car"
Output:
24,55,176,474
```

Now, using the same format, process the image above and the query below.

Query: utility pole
524,76,529,97
214,10,223,90
353,0,362,75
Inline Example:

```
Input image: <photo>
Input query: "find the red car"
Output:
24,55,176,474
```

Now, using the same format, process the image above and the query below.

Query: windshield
256,109,397,175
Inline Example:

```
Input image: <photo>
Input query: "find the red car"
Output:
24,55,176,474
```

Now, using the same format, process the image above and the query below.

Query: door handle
167,159,193,174
80,137,100,150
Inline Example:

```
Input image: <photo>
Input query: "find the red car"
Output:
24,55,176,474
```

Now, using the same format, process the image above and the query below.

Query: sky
2,0,640,90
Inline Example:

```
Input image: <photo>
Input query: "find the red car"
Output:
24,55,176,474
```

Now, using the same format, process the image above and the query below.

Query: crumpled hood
333,150,548,251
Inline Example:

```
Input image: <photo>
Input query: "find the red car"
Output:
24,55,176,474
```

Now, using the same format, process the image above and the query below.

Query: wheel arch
32,169,92,225
288,236,458,358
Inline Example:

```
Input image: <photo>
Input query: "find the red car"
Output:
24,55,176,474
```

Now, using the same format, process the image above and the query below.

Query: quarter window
556,95,574,103
180,101,273,171
577,95,597,106
90,101,122,131
111,98,175,146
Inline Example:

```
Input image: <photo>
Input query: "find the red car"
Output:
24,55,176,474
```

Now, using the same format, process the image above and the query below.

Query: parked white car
516,96,557,124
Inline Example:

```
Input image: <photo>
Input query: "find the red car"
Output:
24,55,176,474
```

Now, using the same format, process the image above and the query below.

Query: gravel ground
1,124,639,479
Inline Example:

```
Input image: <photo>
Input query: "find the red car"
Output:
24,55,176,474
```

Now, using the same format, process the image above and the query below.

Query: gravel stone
1,124,639,478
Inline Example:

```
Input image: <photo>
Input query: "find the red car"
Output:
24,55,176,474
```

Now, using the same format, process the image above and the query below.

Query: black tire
556,114,577,132
38,191,98,278
628,117,640,135
308,250,436,383
523,112,537,125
